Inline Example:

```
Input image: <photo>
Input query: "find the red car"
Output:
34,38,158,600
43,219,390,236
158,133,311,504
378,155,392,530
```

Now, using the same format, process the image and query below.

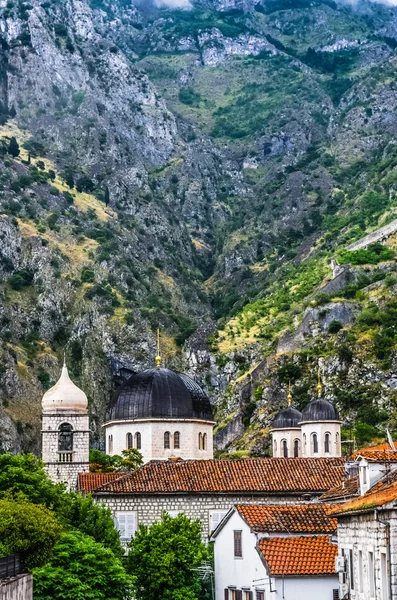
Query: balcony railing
58,452,73,463
0,554,22,578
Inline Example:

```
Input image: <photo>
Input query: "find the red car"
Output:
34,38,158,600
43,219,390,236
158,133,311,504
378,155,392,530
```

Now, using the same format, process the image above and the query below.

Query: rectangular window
209,510,228,533
381,552,389,600
234,531,242,558
244,592,253,600
256,593,265,600
333,591,339,600
235,592,242,600
116,512,136,542
358,550,363,592
224,590,229,600
369,551,375,597
349,548,354,590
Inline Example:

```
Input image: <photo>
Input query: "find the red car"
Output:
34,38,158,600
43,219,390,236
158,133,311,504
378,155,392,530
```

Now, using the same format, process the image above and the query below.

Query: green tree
127,512,207,600
8,136,20,157
33,531,133,600
0,497,61,570
120,448,143,470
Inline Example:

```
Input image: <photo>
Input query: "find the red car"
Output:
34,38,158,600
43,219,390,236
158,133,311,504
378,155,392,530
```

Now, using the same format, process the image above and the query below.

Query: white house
334,442,397,600
211,504,339,600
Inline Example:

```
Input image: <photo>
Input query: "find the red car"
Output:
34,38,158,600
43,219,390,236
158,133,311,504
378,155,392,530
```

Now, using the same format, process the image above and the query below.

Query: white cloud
154,0,192,8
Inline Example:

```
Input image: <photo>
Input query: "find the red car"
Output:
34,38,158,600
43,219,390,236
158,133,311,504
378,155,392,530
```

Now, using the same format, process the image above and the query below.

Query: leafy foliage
126,512,208,600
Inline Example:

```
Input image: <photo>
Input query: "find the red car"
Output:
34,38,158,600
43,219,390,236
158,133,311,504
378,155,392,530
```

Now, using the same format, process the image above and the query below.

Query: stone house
211,504,339,600
333,442,397,600
87,457,347,541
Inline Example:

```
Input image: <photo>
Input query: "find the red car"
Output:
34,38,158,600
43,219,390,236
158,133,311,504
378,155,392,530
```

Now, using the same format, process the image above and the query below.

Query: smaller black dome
301,399,340,422
273,406,302,429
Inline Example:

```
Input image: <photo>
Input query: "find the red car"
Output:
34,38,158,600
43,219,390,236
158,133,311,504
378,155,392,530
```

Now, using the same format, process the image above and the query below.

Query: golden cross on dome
155,328,162,368
287,381,292,406
317,367,323,397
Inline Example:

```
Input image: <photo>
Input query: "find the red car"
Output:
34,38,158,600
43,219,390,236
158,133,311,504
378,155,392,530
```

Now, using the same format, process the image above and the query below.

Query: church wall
105,420,214,462
272,428,301,457
300,421,341,458
94,492,316,539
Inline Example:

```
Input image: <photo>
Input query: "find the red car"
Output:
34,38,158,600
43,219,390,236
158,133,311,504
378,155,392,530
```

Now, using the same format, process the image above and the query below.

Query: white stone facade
104,419,214,463
337,509,397,600
300,420,341,458
0,574,32,600
213,509,338,600
42,412,90,489
272,427,301,458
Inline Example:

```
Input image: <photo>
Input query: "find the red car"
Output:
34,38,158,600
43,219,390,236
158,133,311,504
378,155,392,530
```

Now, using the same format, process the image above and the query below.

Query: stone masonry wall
0,574,32,600
337,509,397,600
95,493,317,538
346,219,397,251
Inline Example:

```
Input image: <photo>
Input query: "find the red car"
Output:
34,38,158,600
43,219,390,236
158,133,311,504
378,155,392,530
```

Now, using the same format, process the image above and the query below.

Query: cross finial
317,367,322,397
63,351,66,367
287,380,292,406
155,328,162,368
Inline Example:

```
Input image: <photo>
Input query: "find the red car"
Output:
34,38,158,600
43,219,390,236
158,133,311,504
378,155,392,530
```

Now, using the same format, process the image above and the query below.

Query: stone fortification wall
0,574,32,600
346,219,397,251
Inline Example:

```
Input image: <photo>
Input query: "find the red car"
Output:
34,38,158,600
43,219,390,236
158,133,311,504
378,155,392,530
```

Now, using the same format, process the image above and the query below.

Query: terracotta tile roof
351,441,397,462
78,472,125,493
333,468,397,515
236,504,338,534
319,475,360,502
92,458,346,495
258,536,338,577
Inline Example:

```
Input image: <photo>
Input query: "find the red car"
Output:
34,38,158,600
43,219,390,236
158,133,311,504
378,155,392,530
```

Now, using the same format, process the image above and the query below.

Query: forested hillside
1,0,397,455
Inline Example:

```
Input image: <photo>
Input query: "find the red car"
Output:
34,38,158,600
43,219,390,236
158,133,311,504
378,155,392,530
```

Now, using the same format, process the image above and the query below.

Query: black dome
273,406,302,429
301,399,340,422
105,368,213,422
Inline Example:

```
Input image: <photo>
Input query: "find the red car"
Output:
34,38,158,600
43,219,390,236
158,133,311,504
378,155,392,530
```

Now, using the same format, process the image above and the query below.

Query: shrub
8,269,34,290
328,320,342,334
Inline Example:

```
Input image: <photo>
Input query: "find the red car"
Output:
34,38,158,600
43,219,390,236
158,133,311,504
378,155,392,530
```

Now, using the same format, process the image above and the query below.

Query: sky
154,0,192,8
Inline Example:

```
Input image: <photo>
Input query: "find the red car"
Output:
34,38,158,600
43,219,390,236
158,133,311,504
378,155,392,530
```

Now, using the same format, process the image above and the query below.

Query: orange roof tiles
333,468,397,515
351,442,397,462
319,475,360,502
237,504,338,534
92,458,346,495
258,536,338,576
78,472,125,493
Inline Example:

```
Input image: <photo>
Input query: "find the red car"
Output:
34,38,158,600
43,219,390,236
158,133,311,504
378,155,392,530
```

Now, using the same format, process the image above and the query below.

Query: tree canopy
126,512,208,600
33,531,133,600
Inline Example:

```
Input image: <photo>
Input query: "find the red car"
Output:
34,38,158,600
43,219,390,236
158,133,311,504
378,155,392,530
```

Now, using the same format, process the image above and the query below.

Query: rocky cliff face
1,0,397,454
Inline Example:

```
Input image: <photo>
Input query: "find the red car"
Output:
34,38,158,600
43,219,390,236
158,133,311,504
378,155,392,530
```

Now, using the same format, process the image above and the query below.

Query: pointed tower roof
42,364,88,413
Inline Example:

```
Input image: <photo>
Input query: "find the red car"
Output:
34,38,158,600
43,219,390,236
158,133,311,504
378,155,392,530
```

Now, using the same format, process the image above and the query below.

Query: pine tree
8,136,20,158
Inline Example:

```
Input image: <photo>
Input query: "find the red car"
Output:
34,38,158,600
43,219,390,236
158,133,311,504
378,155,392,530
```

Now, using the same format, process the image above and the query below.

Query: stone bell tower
41,362,90,489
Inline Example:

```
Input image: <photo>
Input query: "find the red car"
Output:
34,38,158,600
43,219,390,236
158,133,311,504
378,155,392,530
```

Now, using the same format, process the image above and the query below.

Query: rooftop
351,441,397,462
319,475,360,503
258,536,338,577
92,457,346,496
237,504,338,534
78,472,124,494
333,469,397,516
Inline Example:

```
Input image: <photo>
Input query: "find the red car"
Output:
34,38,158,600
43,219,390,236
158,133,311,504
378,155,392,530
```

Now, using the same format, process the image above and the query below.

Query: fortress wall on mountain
346,219,397,251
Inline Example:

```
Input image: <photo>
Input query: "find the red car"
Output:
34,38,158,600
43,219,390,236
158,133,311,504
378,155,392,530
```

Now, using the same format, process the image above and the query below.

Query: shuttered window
256,593,265,600
116,512,136,541
235,591,242,600
234,531,242,558
224,590,229,600
333,590,339,600
209,510,228,533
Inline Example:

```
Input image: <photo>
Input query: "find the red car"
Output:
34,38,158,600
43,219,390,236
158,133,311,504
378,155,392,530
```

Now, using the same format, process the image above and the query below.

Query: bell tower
41,362,90,489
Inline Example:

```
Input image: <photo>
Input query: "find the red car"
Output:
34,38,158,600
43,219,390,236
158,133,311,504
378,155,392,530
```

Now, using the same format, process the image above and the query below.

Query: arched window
303,433,307,452
126,433,133,449
336,432,340,454
135,432,141,450
294,439,300,458
108,434,113,454
198,432,203,450
324,432,331,454
164,431,170,449
58,423,73,451
273,440,277,456
174,431,180,449
203,433,207,451
311,433,318,454
282,439,288,458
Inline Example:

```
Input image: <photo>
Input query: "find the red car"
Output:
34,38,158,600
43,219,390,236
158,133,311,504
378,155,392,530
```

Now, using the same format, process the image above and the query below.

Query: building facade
41,364,90,489
103,367,215,463
212,504,339,600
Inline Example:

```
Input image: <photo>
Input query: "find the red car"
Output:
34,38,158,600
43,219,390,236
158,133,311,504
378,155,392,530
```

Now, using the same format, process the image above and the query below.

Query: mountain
1,0,397,455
